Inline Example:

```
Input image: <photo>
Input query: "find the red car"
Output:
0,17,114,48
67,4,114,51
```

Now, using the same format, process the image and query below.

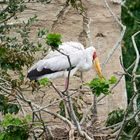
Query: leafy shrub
106,109,140,139
46,33,62,50
38,78,50,86
88,76,117,96
0,114,30,140
0,95,20,115
58,101,66,117
106,108,125,126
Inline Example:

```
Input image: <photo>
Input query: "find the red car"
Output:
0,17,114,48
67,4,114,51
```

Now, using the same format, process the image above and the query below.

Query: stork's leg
63,78,71,119
80,72,84,89
64,77,69,92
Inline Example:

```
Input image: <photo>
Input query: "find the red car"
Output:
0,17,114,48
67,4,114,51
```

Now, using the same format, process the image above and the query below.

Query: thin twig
102,0,126,67
131,30,140,127
132,31,140,74
115,90,138,139
131,126,140,140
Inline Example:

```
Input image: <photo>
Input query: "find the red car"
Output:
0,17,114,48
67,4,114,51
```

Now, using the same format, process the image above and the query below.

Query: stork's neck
84,48,93,67
85,47,94,61
78,47,94,71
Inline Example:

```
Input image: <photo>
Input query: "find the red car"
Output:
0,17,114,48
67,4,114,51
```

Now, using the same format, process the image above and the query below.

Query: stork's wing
45,41,84,59
27,51,84,80
29,51,83,72
60,41,84,52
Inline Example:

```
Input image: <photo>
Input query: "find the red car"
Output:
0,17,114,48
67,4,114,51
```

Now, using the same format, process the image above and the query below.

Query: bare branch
131,31,140,127
115,91,138,139
102,0,126,67
132,31,140,74
131,126,140,140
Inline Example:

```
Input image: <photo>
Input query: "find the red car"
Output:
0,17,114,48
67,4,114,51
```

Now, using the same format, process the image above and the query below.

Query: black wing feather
27,66,76,80
27,68,57,80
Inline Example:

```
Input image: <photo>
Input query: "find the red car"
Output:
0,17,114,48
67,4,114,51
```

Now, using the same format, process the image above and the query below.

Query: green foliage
106,109,140,139
0,114,30,140
105,2,140,139
109,76,117,84
0,15,39,71
123,119,137,136
0,0,26,23
73,103,83,121
106,108,125,126
38,28,48,38
58,101,66,117
0,0,44,89
0,4,44,139
0,0,27,71
88,76,117,96
58,101,83,121
0,95,20,115
122,0,140,101
46,33,62,50
38,78,50,86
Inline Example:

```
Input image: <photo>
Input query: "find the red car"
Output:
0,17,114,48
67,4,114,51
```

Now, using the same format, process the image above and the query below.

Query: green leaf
0,114,29,140
38,28,48,38
24,115,32,122
88,76,117,97
7,104,20,114
88,78,109,96
2,114,22,127
27,15,38,26
38,78,50,86
0,133,5,140
46,33,62,50
58,101,65,117
106,108,125,126
109,76,117,84
73,103,83,121
0,47,6,56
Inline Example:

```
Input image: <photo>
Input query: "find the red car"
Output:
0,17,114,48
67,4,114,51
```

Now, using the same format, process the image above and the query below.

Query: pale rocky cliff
16,0,127,122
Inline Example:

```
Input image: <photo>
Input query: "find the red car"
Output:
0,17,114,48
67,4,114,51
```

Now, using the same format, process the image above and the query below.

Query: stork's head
90,47,103,79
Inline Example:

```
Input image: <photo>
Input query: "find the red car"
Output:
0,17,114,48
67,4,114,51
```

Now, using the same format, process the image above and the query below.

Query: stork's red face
92,51,103,79
93,51,97,60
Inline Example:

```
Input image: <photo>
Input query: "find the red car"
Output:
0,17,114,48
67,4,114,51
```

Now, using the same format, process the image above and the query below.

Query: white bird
27,41,103,90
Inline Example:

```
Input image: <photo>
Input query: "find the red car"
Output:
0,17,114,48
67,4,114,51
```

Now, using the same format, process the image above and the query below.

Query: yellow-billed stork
27,42,103,90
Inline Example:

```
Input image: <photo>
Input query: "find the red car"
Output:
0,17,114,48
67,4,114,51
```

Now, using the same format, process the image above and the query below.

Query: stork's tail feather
27,68,57,80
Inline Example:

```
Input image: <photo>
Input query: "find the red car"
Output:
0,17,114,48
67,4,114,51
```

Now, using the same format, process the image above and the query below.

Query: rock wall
16,0,127,122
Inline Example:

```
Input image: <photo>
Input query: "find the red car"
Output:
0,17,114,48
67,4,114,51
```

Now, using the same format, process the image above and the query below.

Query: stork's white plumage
27,42,103,89
45,42,84,59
